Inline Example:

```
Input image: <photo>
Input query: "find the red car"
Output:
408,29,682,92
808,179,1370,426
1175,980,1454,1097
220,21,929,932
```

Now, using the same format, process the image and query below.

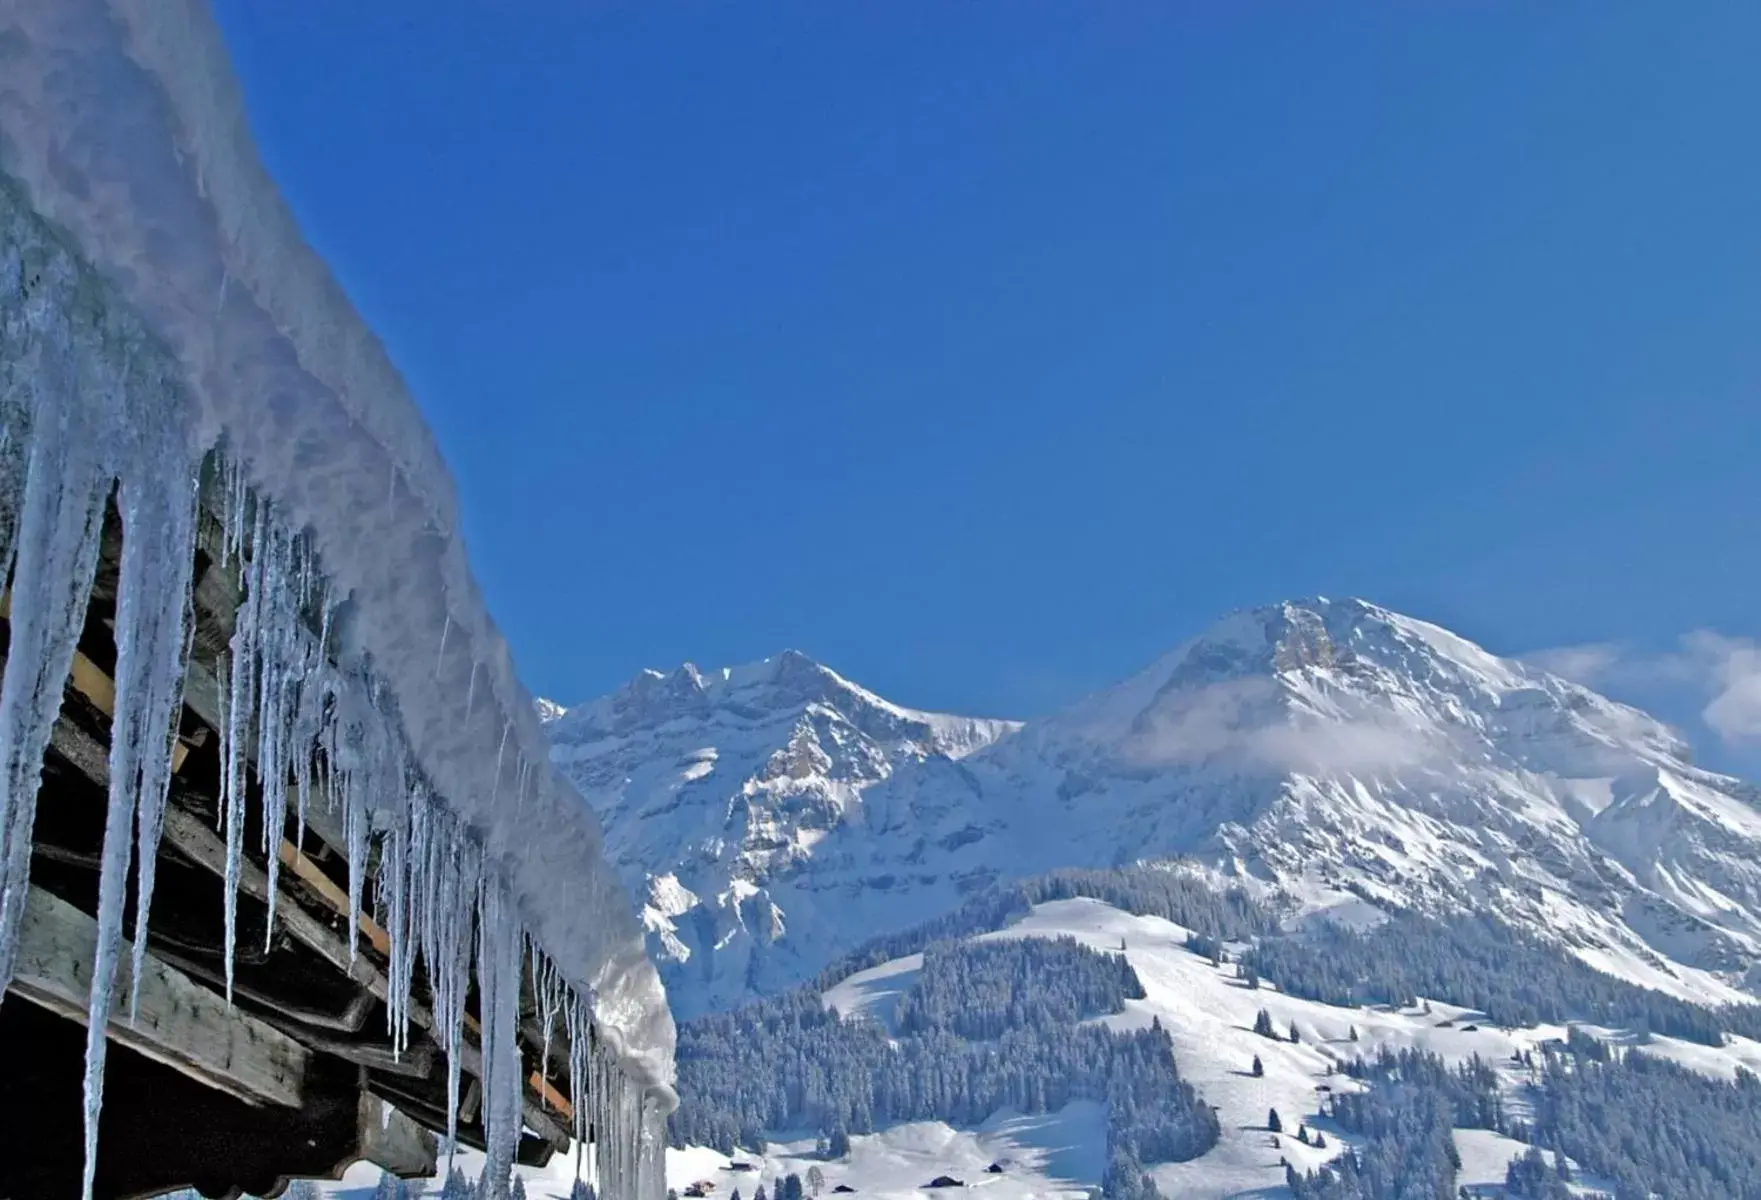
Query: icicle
344,764,367,959
133,503,199,1013
435,612,451,678
537,944,561,1105
289,646,331,853
419,808,480,1162
253,523,302,950
220,502,269,1004
83,405,198,1200
476,879,523,1200
380,778,421,1057
639,1093,667,1200
0,315,29,585
464,659,479,721
0,300,116,999
490,720,510,805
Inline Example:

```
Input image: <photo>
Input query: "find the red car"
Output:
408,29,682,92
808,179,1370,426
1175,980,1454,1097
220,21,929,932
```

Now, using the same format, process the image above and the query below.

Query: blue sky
214,3,1760,765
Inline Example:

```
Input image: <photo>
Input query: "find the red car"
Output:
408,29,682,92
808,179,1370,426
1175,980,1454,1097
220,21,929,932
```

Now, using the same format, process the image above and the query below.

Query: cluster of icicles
0,201,664,1199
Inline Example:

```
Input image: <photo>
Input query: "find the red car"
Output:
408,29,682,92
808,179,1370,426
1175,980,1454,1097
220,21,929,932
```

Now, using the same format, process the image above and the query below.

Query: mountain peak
546,601,1761,1019
552,648,1020,755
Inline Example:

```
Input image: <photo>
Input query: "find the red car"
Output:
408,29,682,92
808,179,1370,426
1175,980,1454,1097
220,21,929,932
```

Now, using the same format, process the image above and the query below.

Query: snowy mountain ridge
547,599,1761,1018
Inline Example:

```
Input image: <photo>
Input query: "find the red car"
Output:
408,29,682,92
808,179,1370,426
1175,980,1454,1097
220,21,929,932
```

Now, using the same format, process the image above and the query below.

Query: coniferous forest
672,936,1216,1199
673,864,1761,1200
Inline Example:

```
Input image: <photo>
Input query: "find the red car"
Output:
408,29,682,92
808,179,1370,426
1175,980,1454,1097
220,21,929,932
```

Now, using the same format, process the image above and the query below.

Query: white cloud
1526,631,1761,748
1523,642,1623,687
1682,632,1761,746
1122,677,1436,775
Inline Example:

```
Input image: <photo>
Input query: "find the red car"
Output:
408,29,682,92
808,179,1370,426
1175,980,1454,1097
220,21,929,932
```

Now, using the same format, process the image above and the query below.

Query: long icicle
82,406,197,1200
132,488,199,1016
477,878,523,1200
0,294,115,998
220,501,269,1004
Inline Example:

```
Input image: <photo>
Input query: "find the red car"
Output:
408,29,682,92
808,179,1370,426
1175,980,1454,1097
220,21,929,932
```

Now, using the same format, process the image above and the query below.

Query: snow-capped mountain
544,650,1020,1013
547,600,1761,1018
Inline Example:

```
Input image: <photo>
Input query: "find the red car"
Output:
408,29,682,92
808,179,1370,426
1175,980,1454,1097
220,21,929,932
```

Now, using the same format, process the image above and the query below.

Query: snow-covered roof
0,0,672,1098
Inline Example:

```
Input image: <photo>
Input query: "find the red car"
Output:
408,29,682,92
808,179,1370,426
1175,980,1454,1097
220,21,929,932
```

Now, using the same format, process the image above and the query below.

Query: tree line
673,935,1218,1199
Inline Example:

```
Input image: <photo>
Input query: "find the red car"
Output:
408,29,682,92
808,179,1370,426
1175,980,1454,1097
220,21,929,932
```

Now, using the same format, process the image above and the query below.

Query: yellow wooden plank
278,841,394,959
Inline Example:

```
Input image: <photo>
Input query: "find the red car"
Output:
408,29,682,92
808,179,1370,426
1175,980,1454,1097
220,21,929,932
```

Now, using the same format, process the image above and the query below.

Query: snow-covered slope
684,897,1761,1200
551,599,1761,1017
302,896,1761,1200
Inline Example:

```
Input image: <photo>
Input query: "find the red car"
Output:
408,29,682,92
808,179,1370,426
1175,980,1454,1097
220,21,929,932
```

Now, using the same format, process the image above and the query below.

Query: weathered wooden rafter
1,472,602,1193
12,884,309,1109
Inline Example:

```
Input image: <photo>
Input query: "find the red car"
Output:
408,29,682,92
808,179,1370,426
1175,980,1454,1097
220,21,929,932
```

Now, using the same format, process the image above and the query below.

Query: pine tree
1297,1124,1309,1145
1348,1024,1359,1042
511,1175,528,1200
442,1166,476,1200
753,1186,768,1200
1267,1107,1283,1134
782,1174,806,1200
829,1128,852,1159
1289,1022,1301,1044
1254,1009,1276,1038
569,1180,598,1200
807,1165,826,1197
1252,1054,1265,1077
1314,1132,1327,1150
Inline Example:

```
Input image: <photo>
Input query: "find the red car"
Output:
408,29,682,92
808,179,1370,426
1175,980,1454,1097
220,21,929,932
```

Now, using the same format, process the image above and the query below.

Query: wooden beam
357,1091,438,1179
7,885,308,1108
278,841,394,959
47,716,392,1007
531,1068,574,1119
0,589,191,772
21,586,579,1149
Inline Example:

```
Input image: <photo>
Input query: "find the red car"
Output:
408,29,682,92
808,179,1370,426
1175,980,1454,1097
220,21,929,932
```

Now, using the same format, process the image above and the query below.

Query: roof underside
0,0,672,1091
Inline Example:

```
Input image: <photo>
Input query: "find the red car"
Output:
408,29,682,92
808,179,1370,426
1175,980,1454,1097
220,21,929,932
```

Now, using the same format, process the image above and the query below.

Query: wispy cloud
1683,632,1761,746
1525,631,1761,747
1523,642,1624,688
1122,676,1437,775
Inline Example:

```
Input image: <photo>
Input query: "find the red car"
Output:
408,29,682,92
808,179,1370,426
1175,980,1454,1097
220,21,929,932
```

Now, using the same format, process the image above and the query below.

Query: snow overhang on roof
0,0,674,1121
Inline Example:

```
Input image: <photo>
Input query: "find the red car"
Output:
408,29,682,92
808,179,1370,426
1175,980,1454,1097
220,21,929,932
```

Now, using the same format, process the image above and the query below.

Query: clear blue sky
213,2,1760,761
